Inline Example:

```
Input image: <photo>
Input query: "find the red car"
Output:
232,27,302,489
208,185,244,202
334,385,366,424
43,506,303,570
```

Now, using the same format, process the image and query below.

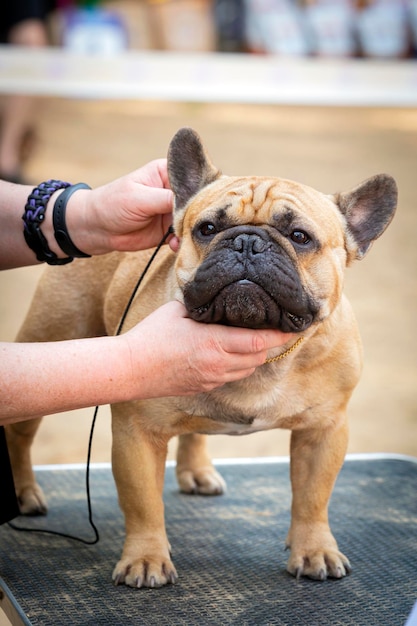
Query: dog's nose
233,233,268,255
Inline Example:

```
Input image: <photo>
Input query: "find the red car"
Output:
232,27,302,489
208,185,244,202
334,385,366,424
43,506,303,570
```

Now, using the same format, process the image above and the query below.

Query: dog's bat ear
335,174,397,260
167,127,221,211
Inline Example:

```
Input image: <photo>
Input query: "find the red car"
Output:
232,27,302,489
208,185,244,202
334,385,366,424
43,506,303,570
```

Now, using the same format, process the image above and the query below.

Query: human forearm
0,335,133,424
0,181,40,269
0,180,82,269
0,301,293,425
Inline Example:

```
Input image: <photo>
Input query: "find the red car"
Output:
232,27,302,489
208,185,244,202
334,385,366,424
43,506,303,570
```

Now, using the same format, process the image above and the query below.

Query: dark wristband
22,179,73,265
53,183,92,258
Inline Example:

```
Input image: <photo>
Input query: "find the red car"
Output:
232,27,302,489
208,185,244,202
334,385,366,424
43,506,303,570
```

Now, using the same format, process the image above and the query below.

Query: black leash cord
8,405,100,544
8,226,174,544
115,226,174,336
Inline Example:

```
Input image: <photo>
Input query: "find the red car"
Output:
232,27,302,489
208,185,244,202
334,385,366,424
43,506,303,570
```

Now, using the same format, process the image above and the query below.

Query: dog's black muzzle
183,226,318,332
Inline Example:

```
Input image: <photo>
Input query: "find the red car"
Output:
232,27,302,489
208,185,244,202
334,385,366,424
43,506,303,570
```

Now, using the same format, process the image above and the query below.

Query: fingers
136,186,173,216
131,301,295,397
135,158,171,189
168,235,180,252
208,324,293,362
162,301,293,360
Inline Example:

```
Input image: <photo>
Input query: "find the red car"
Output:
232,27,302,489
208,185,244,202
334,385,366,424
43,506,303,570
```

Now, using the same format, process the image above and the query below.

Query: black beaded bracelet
22,179,73,265
53,183,91,258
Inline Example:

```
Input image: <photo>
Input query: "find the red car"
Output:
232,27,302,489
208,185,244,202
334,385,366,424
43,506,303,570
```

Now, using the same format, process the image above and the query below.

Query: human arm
0,159,174,270
0,301,292,425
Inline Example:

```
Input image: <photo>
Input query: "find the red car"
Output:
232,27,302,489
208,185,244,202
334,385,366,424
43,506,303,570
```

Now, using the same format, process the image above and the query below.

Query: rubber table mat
0,456,416,625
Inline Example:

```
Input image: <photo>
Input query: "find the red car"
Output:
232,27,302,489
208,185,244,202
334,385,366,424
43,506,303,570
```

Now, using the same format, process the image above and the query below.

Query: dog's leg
286,416,350,580
176,433,226,495
111,408,178,588
6,419,47,515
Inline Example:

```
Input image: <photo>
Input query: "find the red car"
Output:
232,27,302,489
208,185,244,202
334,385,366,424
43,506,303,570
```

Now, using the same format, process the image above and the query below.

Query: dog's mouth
187,279,313,332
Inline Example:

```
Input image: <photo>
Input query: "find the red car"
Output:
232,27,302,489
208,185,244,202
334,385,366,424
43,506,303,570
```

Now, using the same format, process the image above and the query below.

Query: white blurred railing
0,45,416,106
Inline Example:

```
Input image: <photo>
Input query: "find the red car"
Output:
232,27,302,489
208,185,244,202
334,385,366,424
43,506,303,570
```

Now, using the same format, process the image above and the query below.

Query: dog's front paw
177,465,226,495
17,483,47,516
285,524,351,581
112,538,178,588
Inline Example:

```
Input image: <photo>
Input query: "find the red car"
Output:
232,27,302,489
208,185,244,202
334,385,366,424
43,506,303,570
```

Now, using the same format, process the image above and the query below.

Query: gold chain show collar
264,336,304,364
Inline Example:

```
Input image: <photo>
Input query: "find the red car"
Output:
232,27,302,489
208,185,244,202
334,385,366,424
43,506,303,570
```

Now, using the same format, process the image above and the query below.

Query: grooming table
0,456,416,626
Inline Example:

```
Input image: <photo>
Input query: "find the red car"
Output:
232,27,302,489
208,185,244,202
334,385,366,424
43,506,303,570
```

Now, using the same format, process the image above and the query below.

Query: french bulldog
6,127,397,588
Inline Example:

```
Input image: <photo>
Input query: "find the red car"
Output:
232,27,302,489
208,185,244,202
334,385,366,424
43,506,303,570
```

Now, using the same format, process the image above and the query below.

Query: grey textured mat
0,457,416,625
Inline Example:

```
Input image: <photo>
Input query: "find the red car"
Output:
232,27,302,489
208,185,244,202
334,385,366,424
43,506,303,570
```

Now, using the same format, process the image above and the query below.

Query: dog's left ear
167,127,221,211
335,174,397,260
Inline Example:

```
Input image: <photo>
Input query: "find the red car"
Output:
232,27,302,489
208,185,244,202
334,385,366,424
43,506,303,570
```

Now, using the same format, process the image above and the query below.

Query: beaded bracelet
22,179,73,265
23,179,91,265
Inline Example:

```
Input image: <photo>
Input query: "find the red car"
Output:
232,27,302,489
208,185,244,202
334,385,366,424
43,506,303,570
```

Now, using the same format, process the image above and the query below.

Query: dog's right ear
335,173,397,261
167,128,221,211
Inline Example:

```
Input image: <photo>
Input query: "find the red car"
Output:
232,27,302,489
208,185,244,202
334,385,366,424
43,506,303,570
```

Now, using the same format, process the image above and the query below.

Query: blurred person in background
0,1,54,183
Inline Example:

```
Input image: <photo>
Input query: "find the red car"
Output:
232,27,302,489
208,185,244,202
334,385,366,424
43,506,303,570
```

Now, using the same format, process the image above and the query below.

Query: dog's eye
290,230,311,245
198,222,217,237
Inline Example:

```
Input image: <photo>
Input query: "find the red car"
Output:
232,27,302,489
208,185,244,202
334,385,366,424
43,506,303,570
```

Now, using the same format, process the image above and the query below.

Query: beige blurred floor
1,98,416,465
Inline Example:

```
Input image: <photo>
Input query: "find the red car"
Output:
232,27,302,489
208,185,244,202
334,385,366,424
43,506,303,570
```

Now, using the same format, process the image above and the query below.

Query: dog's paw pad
177,467,226,496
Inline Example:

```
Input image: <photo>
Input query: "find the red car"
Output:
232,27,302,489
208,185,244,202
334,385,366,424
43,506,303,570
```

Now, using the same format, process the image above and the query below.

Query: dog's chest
204,415,275,436
174,382,299,436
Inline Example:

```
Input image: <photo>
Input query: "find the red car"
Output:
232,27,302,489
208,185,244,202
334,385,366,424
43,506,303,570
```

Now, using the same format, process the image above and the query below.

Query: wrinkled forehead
181,175,340,228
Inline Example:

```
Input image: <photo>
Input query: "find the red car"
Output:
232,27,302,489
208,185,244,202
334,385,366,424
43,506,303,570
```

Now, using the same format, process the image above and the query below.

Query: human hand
66,159,174,256
122,301,293,398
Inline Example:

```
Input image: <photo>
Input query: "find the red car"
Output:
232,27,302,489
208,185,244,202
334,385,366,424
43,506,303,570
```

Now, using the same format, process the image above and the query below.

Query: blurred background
0,0,416,466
